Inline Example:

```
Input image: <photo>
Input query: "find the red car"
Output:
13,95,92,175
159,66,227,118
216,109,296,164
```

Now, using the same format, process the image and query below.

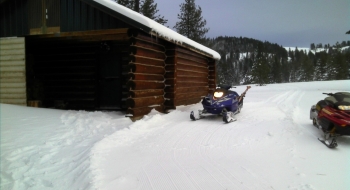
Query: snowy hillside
284,46,350,54
1,80,350,190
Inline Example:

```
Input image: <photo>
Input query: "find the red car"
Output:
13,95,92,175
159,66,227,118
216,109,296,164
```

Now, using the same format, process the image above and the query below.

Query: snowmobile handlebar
238,86,251,102
242,86,251,95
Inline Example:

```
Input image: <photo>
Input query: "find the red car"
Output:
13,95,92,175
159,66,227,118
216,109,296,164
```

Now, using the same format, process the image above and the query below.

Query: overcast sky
156,0,350,48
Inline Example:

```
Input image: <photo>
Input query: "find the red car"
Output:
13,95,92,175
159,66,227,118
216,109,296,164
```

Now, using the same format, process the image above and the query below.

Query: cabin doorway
97,42,123,109
26,37,125,111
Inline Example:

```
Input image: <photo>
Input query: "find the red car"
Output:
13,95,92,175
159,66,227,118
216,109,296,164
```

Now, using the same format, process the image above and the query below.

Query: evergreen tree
314,52,328,80
116,0,134,10
281,59,291,82
140,0,168,25
332,51,348,79
174,0,209,43
251,56,269,85
116,0,167,25
310,43,315,51
251,44,269,85
300,54,314,81
270,55,282,83
346,51,350,79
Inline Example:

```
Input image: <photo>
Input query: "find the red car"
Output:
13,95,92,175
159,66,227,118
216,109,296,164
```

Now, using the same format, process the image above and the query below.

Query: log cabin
0,0,221,118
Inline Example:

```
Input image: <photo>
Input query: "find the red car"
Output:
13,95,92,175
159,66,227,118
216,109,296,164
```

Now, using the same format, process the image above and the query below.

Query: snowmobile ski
190,111,200,121
318,138,338,148
223,111,237,123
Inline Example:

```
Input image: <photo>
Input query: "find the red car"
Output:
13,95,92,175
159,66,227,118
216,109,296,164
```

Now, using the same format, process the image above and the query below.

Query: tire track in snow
199,124,249,189
216,126,276,190
139,114,204,190
262,86,318,189
169,120,219,190
145,116,244,190
212,86,307,190
197,125,236,189
201,124,251,189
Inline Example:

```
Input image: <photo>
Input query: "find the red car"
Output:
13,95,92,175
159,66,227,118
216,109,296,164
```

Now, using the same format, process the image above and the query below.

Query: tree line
204,37,350,86
115,0,350,86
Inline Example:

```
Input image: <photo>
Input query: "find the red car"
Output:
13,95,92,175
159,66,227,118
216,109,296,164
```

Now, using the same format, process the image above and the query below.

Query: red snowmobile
310,92,350,148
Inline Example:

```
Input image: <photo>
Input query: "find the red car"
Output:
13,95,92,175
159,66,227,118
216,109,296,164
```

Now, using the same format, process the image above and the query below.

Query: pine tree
116,0,134,10
346,51,350,79
310,43,315,51
314,52,328,81
116,0,167,25
251,56,269,85
174,0,209,43
140,0,168,25
300,54,314,81
271,55,282,83
251,44,269,85
332,51,347,79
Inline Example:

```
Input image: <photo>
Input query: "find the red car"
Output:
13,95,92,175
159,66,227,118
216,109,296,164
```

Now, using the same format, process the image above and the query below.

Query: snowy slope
1,80,350,190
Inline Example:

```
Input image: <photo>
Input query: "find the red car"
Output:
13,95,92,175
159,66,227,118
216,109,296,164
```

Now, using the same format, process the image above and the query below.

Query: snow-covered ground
1,80,350,190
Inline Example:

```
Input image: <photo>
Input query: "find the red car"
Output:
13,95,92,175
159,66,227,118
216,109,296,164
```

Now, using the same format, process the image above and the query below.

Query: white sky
157,0,350,48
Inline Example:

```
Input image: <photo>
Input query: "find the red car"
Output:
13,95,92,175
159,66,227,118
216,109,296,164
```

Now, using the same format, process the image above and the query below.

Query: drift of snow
93,0,221,60
1,80,350,190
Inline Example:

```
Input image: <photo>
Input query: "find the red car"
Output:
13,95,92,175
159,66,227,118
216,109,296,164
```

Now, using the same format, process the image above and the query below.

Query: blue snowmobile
190,85,251,123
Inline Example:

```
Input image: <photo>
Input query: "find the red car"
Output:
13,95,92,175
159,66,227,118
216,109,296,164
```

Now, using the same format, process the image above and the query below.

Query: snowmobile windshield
217,84,231,90
334,92,350,110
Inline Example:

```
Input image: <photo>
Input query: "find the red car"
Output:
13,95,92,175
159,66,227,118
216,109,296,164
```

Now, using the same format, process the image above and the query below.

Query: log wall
165,45,212,108
208,59,216,93
125,30,166,117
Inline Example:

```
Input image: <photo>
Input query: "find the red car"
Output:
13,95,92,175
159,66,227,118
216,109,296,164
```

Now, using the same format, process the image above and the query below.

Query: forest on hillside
204,37,350,85
114,0,349,86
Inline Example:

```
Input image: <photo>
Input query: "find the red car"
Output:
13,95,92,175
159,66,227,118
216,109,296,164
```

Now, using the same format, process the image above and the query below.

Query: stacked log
164,44,176,110
125,30,166,117
165,46,210,108
208,59,216,93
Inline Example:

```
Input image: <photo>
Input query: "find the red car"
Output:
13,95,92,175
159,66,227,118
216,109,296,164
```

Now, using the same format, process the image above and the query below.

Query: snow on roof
94,0,221,60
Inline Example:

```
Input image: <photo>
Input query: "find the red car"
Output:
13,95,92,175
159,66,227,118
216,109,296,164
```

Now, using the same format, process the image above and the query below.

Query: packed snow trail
90,81,350,190
1,80,350,190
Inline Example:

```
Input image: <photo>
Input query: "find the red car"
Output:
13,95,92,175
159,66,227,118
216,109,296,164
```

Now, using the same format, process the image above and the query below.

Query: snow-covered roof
93,0,221,60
